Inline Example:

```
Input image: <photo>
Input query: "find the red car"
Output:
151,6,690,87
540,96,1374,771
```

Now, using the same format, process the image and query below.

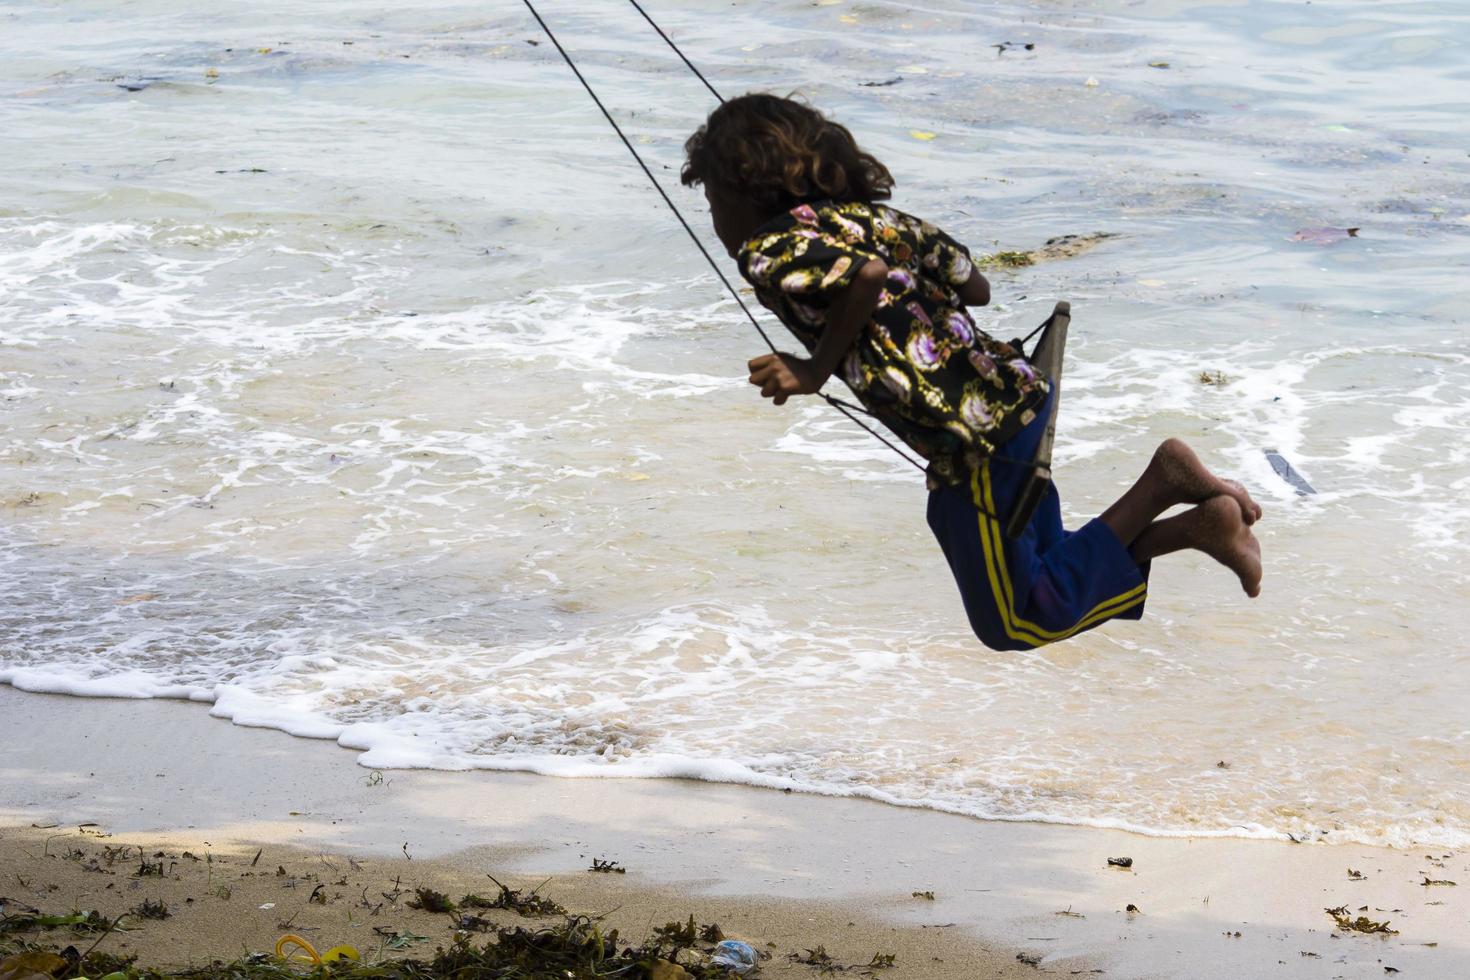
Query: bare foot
1186,496,1263,597
1151,438,1263,525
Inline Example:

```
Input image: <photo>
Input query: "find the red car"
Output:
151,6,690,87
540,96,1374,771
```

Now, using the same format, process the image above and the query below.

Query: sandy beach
4,0,1469,977
3,687,1465,978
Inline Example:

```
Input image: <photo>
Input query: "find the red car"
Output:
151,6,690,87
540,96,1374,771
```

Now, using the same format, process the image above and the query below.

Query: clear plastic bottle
709,939,758,974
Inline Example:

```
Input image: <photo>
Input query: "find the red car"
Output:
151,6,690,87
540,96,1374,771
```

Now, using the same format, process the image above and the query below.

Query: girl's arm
748,257,888,405
957,267,990,307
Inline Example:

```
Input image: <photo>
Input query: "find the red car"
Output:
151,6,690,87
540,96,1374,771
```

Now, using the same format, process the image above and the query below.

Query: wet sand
3,686,1466,979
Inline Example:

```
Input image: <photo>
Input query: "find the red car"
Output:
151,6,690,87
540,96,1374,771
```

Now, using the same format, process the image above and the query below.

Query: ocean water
3,0,1468,848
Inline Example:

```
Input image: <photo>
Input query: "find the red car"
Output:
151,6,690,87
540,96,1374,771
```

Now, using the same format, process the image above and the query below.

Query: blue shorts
926,393,1149,651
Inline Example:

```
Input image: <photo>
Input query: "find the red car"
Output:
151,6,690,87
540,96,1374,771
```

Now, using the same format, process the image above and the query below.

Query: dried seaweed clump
458,875,567,918
1325,905,1398,935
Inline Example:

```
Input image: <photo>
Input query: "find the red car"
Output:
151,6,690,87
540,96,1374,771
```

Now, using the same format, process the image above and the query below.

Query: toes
1222,479,1263,526
1243,569,1263,598
1238,530,1264,597
1197,498,1263,596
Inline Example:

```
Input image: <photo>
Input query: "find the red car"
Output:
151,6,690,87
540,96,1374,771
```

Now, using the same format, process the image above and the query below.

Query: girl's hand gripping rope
747,352,821,405
745,256,890,407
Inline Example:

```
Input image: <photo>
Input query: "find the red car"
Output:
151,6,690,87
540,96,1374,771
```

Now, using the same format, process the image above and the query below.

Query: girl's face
704,184,763,258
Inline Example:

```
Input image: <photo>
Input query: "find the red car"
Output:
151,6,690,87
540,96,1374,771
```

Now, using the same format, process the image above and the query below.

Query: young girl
681,94,1263,651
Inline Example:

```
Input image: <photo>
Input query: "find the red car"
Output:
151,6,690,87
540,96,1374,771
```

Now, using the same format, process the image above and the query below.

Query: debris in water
1107,857,1133,869
979,250,1034,269
1264,450,1317,495
860,77,902,87
1290,226,1361,245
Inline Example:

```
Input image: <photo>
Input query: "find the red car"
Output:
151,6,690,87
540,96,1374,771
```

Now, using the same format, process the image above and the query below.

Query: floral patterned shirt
738,200,1049,488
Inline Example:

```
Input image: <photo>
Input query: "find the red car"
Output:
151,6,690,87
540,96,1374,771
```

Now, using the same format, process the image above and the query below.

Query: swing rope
519,0,933,475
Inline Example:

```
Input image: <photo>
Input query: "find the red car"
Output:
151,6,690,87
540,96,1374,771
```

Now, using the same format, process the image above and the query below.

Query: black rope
518,0,779,356
627,0,992,475
625,0,724,104
521,0,932,475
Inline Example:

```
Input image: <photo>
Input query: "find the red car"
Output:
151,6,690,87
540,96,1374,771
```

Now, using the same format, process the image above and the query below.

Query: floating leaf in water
1148,61,1170,68
1084,77,1099,87
909,130,937,141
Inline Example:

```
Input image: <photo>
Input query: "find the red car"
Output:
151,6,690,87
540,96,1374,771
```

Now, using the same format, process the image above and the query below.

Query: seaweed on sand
405,890,454,914
788,945,896,975
0,909,114,936
129,900,170,922
2,910,743,980
1325,905,1398,935
457,876,566,918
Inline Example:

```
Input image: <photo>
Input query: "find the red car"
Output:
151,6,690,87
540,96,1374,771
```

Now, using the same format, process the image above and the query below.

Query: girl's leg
1099,438,1262,547
1130,496,1263,597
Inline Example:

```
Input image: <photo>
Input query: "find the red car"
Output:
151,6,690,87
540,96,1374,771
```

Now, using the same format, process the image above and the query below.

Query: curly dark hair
681,93,894,214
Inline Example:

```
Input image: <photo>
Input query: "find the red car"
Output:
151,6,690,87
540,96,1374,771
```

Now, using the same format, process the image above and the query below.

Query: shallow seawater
3,0,1468,847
